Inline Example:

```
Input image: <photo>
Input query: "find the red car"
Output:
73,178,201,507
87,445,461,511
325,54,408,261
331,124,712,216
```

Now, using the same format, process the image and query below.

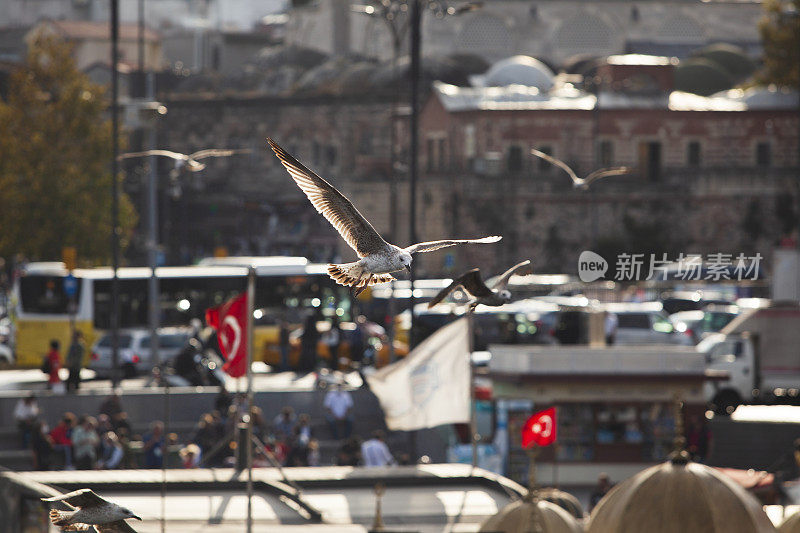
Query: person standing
13,394,40,448
71,415,99,470
279,319,291,372
300,314,319,372
323,384,353,439
143,421,165,468
589,473,613,511
46,340,62,391
49,413,76,469
30,420,54,471
66,330,85,392
605,312,618,346
361,431,395,467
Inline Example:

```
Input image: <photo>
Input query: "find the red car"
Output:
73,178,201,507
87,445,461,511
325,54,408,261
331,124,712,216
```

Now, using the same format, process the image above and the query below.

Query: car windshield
617,313,650,329
140,334,190,349
96,334,133,349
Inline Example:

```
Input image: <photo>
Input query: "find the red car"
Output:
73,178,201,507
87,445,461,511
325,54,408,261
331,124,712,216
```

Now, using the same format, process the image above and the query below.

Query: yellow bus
11,257,352,369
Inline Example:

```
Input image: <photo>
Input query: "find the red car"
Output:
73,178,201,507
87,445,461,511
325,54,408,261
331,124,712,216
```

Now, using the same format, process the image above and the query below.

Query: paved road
0,365,363,396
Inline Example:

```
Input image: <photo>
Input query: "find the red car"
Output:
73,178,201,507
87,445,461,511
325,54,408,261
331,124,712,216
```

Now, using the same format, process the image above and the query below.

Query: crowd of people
12,383,398,471
13,392,136,470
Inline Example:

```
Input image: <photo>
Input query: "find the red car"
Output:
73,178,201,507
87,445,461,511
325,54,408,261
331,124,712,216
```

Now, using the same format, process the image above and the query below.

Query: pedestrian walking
66,330,85,392
46,340,63,392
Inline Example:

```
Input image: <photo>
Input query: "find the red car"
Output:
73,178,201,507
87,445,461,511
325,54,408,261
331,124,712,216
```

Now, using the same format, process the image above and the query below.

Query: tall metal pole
245,267,255,533
110,0,121,388
408,0,421,348
146,74,160,376
467,310,477,467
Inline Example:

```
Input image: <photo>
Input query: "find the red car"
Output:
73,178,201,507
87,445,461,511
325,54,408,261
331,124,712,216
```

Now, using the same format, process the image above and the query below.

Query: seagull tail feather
327,264,396,288
48,509,79,528
327,262,365,288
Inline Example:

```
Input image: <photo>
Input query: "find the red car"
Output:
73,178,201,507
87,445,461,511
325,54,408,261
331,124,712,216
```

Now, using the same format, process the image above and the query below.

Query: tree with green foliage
757,0,800,88
0,34,136,265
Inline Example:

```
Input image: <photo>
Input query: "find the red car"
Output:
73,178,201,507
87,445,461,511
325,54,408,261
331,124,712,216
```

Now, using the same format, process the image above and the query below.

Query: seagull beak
133,515,142,521
404,264,411,273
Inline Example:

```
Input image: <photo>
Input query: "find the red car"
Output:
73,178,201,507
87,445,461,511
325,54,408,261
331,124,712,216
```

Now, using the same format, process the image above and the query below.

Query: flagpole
467,309,477,468
245,267,255,533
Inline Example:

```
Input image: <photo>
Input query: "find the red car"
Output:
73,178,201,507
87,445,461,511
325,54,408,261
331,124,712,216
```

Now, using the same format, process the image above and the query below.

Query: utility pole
111,0,121,388
408,0,421,348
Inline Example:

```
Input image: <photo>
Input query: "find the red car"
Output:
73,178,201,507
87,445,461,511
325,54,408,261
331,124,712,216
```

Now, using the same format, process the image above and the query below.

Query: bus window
20,276,82,314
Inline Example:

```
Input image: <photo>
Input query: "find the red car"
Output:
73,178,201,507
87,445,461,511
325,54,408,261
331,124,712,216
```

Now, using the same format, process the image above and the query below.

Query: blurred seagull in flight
42,489,141,532
530,149,630,190
268,138,502,296
118,148,251,173
428,259,531,310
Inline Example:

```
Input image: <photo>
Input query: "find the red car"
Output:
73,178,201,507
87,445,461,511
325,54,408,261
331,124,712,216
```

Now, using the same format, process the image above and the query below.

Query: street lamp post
408,0,421,348
111,0,121,388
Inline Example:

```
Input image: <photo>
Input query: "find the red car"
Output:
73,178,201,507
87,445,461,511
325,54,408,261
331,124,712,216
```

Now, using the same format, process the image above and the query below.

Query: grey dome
586,460,776,533
473,55,555,90
479,497,584,533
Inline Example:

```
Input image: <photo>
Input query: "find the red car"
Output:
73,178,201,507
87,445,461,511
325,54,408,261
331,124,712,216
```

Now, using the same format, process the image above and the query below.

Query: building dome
472,55,555,91
778,510,800,533
537,488,585,520
479,497,584,533
586,457,776,533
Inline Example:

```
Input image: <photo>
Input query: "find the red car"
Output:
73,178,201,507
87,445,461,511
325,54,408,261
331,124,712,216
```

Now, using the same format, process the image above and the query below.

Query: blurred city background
0,0,799,531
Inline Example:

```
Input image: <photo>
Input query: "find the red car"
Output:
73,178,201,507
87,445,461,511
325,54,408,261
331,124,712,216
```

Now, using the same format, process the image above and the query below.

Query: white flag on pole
366,318,470,431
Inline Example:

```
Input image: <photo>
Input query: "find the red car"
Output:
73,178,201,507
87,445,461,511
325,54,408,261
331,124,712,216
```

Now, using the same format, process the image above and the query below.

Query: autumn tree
0,34,136,265
757,0,800,88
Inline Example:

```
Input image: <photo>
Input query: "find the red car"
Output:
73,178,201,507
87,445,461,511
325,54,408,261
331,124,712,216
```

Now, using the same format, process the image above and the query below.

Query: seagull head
498,289,512,302
121,508,142,521
399,252,412,273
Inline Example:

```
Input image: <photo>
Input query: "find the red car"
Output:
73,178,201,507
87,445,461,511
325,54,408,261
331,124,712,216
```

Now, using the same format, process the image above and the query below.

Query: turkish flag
205,292,248,378
521,407,557,448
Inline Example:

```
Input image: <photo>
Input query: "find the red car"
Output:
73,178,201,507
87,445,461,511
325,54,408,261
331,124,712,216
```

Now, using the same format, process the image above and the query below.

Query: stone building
146,52,797,278
286,0,764,65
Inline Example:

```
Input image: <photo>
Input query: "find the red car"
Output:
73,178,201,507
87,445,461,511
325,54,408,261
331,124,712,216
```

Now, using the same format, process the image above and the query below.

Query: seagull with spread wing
530,149,630,190
267,138,502,296
42,489,141,532
117,148,251,172
428,260,531,310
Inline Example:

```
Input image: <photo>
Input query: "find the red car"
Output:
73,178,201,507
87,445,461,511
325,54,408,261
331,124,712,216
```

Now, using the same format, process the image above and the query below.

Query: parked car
89,328,193,378
671,305,739,344
606,303,691,345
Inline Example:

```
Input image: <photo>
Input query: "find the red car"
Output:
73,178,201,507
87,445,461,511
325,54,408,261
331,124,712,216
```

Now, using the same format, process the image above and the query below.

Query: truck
699,302,800,414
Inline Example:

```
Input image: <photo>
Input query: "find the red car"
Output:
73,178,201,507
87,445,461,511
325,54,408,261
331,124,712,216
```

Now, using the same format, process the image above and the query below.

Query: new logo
578,250,608,282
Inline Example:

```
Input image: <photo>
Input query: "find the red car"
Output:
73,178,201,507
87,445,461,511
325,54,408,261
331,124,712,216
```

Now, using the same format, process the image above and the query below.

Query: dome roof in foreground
587,458,776,533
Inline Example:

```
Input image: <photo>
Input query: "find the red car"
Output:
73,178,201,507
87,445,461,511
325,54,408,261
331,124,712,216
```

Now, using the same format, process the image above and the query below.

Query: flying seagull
530,149,630,190
118,148,251,173
42,489,141,532
267,138,502,296
428,259,531,310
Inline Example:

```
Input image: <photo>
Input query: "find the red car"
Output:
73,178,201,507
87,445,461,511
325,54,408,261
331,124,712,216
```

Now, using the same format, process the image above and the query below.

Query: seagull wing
428,269,492,308
268,138,388,257
117,150,189,162
42,489,107,509
95,520,139,533
490,260,532,291
189,148,252,160
530,149,581,186
582,167,630,187
404,236,501,255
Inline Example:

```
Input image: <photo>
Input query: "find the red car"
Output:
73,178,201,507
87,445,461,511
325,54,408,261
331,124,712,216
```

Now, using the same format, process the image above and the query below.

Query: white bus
11,257,350,368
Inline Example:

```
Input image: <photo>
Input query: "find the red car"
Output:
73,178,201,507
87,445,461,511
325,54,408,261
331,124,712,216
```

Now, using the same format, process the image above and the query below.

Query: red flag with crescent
522,407,557,448
205,292,248,378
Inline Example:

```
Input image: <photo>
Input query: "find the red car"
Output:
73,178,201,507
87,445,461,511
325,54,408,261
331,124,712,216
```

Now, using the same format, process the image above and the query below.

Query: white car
89,328,192,378
605,303,692,345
